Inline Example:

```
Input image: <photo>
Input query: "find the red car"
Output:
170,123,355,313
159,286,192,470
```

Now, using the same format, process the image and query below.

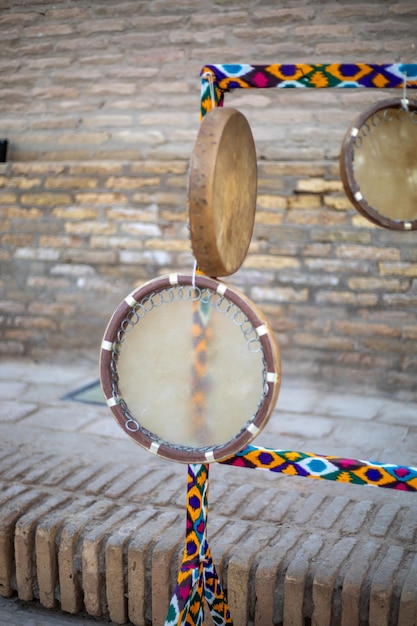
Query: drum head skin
340,98,417,230
100,274,280,464
188,107,258,276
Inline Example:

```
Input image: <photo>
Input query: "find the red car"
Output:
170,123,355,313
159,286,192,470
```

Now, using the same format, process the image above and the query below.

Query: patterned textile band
200,63,417,116
165,464,232,626
220,445,417,492
165,448,417,623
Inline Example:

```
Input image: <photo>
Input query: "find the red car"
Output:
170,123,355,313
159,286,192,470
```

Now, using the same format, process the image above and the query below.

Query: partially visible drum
100,274,281,463
340,98,417,230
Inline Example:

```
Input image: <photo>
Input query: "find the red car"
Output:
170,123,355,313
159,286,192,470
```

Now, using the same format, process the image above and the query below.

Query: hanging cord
191,258,197,289
401,70,409,111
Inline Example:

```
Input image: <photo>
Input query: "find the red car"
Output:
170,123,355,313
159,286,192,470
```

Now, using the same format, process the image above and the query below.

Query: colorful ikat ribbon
200,63,417,116
221,445,417,492
165,464,232,626
165,450,417,624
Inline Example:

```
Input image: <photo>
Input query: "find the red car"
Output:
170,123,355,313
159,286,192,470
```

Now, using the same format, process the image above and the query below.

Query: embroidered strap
220,445,417,491
200,63,417,116
165,464,233,625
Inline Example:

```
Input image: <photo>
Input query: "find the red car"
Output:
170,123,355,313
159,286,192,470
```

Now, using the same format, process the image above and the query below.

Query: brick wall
1,1,417,395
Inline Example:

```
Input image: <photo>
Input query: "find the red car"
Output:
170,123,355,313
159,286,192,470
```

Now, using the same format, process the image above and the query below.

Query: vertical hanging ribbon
165,464,233,625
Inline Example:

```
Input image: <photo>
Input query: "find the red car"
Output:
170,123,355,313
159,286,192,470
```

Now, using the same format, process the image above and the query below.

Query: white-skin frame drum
100,273,281,464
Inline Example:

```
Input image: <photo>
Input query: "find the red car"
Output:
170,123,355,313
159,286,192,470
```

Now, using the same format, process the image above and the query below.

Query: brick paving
0,597,97,625
0,353,417,625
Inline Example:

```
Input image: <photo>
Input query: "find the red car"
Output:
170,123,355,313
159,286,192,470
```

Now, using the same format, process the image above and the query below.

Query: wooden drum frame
188,107,257,276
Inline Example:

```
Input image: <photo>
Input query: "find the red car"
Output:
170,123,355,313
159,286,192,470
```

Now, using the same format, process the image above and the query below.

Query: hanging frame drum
188,107,258,276
340,98,417,230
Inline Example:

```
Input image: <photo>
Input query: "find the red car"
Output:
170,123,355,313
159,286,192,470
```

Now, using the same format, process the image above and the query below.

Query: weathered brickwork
0,160,191,357
0,1,416,394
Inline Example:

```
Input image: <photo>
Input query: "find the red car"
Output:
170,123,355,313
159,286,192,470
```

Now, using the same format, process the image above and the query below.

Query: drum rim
99,274,281,464
340,97,417,231
188,107,258,276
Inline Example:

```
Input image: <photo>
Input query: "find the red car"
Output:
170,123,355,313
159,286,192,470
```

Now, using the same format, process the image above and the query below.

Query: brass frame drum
340,97,417,230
